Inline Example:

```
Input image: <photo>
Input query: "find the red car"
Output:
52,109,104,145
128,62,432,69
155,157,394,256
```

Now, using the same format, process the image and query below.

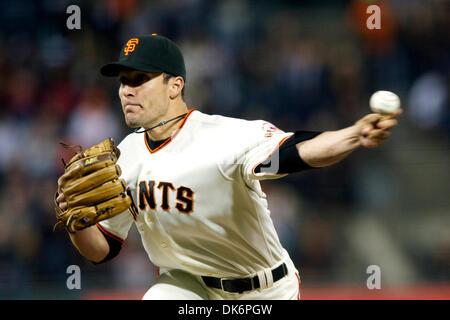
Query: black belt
202,263,288,293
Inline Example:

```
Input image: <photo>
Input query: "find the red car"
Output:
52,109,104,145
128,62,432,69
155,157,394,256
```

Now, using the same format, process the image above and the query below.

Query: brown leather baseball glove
54,138,134,233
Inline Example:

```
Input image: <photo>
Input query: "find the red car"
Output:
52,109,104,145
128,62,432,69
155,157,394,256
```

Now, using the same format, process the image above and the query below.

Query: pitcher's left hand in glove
54,138,134,233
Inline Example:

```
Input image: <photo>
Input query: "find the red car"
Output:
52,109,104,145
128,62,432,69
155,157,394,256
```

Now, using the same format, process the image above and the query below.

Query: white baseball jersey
99,109,295,278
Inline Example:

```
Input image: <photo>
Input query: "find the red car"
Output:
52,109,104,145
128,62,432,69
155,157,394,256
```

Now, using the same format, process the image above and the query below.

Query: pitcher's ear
169,76,184,99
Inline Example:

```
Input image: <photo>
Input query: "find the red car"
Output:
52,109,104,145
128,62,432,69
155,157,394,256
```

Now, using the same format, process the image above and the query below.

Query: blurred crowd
0,0,448,298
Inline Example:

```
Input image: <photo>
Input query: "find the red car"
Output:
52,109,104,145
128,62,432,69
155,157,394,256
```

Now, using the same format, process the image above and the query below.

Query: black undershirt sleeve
254,131,322,175
93,225,123,264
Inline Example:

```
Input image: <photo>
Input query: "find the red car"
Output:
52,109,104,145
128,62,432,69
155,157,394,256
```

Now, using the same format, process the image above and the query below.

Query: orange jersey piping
97,223,125,244
250,133,293,176
144,109,195,154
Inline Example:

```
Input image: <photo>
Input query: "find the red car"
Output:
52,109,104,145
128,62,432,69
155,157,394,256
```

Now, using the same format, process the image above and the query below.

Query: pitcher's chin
124,114,141,129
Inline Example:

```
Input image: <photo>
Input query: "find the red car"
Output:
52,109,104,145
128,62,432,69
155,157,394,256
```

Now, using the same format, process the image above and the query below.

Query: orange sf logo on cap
124,38,139,56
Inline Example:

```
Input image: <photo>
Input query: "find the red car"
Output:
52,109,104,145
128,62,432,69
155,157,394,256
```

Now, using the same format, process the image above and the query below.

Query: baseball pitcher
55,34,401,300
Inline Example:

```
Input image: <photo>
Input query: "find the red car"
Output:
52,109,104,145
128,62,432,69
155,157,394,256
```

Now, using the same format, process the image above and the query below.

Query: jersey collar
144,109,195,154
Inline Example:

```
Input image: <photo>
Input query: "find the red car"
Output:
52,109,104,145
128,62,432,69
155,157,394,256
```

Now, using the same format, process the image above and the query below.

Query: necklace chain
134,113,188,134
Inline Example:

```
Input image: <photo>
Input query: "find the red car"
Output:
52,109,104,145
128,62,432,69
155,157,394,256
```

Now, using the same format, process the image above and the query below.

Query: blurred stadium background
0,0,448,300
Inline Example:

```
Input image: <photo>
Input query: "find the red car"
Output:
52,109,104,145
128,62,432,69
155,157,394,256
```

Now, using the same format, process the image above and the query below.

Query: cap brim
100,61,163,77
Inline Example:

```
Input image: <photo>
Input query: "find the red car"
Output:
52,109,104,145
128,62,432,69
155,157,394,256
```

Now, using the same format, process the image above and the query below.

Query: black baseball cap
100,34,186,81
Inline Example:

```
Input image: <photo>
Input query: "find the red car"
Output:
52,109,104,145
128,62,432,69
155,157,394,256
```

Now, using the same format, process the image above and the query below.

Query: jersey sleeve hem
249,133,293,180
96,223,125,244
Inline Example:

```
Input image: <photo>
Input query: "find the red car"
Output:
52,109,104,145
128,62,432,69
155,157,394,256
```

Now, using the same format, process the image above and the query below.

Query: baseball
369,90,401,114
